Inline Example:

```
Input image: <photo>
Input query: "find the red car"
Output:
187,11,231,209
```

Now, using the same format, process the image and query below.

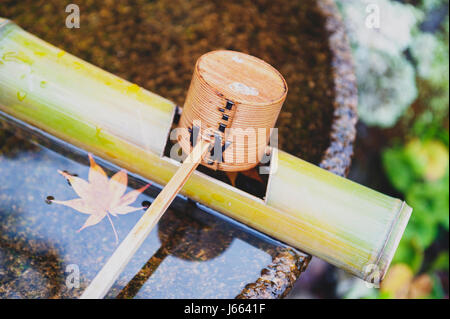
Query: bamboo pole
81,140,210,299
0,18,175,157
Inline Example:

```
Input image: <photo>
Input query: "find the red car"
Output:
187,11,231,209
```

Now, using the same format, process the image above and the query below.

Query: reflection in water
0,117,303,298
118,203,233,298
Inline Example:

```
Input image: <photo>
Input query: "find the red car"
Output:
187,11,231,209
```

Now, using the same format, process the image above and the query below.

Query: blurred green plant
365,135,449,299
339,0,449,299
383,138,449,271
383,1,449,280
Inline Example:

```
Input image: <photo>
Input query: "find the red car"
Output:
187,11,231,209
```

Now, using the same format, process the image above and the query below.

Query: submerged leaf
78,212,107,232
118,185,150,207
109,205,143,215
109,170,128,207
58,170,92,199
88,153,108,184
52,154,150,244
52,198,95,215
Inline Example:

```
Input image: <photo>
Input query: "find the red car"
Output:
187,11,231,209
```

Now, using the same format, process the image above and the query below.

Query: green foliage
379,1,449,283
340,0,449,299
383,138,449,271
431,252,449,272
392,239,424,272
429,274,446,298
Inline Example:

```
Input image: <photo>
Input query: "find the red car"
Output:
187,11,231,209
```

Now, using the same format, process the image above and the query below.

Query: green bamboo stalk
266,149,411,281
0,19,411,284
0,18,175,157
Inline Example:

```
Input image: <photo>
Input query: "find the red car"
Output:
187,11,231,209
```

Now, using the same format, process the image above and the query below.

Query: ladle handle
80,141,211,299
